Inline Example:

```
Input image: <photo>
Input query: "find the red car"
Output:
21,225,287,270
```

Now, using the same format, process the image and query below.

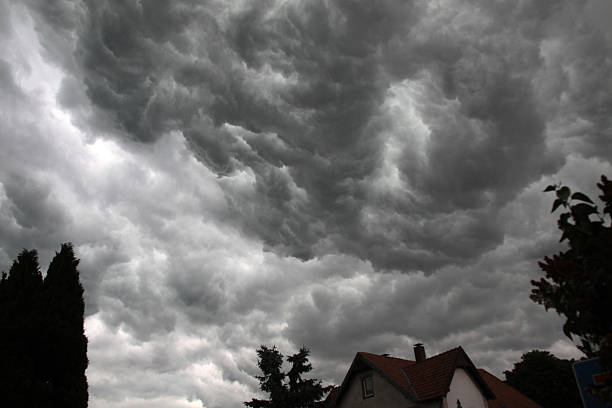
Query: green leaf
556,186,571,201
552,198,564,212
543,185,557,192
571,192,594,204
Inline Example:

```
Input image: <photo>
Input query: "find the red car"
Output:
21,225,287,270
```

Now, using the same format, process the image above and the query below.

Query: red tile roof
359,352,418,396
478,369,543,408
327,347,505,407
399,347,461,400
361,347,494,401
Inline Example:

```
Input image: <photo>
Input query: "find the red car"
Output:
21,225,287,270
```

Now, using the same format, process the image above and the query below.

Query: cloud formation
22,0,610,274
1,0,611,407
27,0,552,271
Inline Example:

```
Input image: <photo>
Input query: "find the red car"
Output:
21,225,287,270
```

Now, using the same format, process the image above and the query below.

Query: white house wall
444,368,488,408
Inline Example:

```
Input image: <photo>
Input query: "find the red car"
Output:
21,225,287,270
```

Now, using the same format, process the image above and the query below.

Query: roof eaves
333,352,364,406
444,347,462,396
478,368,540,408
454,347,496,400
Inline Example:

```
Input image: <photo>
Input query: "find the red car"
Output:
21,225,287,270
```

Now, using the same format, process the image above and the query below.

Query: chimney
414,343,426,363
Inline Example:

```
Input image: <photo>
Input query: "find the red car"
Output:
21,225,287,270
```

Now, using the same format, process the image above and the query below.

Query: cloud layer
1,0,611,407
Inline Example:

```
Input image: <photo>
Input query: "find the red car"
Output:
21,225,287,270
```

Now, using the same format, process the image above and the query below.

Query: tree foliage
0,249,47,405
245,345,333,408
0,243,88,407
504,350,582,408
532,175,612,402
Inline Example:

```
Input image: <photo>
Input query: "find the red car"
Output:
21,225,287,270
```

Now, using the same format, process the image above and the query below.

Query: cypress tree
0,244,88,407
43,243,89,407
0,249,48,406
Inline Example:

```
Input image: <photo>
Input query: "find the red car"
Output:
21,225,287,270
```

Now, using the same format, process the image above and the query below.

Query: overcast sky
1,0,611,407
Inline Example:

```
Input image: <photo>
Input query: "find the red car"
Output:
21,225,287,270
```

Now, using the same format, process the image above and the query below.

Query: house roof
402,347,467,400
323,386,341,408
478,369,543,408
358,352,419,397
329,347,496,406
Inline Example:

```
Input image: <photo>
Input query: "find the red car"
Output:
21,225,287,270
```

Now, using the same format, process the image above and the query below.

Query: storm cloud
1,0,611,407
26,0,580,271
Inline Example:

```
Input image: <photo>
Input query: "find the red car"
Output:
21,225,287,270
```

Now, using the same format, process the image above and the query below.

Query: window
362,375,374,398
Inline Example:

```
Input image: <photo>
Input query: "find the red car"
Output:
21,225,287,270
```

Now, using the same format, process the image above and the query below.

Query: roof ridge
427,346,462,360
361,347,463,362
343,347,495,404
400,347,461,368
358,352,414,362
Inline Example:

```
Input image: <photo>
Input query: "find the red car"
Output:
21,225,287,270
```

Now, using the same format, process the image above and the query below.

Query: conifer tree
247,346,288,408
43,243,89,407
0,244,88,407
245,346,332,408
0,249,48,406
287,348,331,408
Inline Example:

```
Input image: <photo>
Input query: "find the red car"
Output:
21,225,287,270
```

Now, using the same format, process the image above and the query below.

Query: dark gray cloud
31,0,534,271
2,0,611,407
39,0,599,273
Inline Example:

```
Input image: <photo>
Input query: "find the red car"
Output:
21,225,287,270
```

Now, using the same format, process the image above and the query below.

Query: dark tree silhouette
532,175,612,403
504,350,581,408
245,345,332,408
0,244,88,407
0,249,48,406
43,243,89,407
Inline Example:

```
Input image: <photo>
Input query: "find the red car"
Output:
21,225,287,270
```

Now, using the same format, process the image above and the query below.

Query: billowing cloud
1,0,610,407
20,0,609,273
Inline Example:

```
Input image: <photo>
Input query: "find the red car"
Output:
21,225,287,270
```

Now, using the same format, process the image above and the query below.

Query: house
324,344,542,408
